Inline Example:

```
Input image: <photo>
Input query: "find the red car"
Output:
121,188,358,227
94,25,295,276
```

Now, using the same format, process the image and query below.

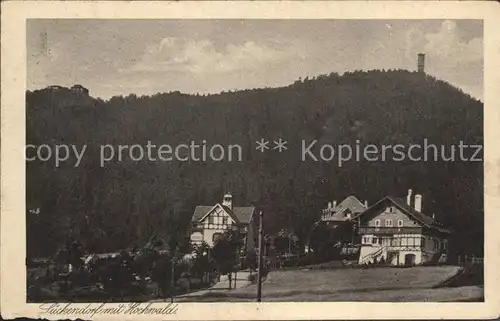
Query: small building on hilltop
355,189,450,266
190,193,257,251
71,84,90,96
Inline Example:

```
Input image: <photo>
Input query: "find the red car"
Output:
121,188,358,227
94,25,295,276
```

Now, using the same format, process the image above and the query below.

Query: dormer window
397,220,404,227
385,219,393,227
374,219,381,227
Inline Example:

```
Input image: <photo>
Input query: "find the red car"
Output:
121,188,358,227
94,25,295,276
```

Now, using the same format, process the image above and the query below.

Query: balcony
358,226,422,235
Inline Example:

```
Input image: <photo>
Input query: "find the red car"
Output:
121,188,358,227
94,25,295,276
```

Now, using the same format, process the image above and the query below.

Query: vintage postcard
1,1,499,320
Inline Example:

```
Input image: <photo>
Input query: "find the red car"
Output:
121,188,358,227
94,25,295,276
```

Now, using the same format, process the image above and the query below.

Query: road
151,270,254,302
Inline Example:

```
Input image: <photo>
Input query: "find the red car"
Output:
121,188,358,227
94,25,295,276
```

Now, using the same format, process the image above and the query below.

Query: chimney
407,189,413,206
432,213,436,219
222,193,233,209
364,200,368,208
417,53,425,73
414,194,422,212
332,200,337,208
328,202,332,209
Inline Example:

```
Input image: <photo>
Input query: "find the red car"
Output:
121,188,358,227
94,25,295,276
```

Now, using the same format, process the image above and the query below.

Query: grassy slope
178,266,484,302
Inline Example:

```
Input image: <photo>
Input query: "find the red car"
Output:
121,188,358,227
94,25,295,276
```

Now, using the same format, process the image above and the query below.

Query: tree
192,242,214,284
309,222,343,261
211,229,243,289
26,70,484,259
245,248,258,272
151,253,173,297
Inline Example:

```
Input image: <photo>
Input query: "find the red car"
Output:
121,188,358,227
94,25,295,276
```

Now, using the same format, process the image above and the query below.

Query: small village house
189,193,257,252
355,189,451,266
315,196,368,255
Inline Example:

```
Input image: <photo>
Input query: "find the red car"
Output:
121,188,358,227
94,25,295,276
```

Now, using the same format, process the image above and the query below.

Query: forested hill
26,69,483,257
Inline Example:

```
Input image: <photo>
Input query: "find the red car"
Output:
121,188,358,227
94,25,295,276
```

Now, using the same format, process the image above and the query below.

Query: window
378,238,383,245
387,206,395,213
372,237,378,245
421,237,426,248
385,219,393,227
397,220,404,227
222,217,228,225
208,216,215,224
374,219,381,227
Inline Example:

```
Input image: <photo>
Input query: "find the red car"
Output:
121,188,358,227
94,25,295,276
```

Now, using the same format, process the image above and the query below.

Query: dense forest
26,69,483,258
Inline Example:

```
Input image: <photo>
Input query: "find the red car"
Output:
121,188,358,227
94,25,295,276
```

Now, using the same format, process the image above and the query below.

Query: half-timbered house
189,193,257,251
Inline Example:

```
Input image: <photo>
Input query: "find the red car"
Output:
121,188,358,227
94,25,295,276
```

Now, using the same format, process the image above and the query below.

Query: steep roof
353,196,450,233
223,205,255,224
191,204,255,224
336,195,366,214
192,206,214,222
387,196,435,226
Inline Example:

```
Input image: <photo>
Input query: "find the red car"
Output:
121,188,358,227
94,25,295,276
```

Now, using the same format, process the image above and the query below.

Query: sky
27,19,483,101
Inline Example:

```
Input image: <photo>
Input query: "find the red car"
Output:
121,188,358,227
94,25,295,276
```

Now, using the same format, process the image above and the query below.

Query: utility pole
288,232,292,256
170,257,175,303
170,240,177,303
257,210,264,302
351,223,355,249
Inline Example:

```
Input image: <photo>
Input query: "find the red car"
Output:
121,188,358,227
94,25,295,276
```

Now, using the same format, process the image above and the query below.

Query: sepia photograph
24,18,484,304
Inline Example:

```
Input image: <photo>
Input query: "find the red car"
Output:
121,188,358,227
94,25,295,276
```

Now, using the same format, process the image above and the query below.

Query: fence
457,255,484,266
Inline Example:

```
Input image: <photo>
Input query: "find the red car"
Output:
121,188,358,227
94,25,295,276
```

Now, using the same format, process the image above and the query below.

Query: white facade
358,231,448,266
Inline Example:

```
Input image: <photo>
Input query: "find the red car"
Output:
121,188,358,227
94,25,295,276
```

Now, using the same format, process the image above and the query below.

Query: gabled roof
192,206,215,222
322,195,366,222
191,204,255,225
353,196,450,233
223,205,255,224
387,197,435,226
336,195,366,214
